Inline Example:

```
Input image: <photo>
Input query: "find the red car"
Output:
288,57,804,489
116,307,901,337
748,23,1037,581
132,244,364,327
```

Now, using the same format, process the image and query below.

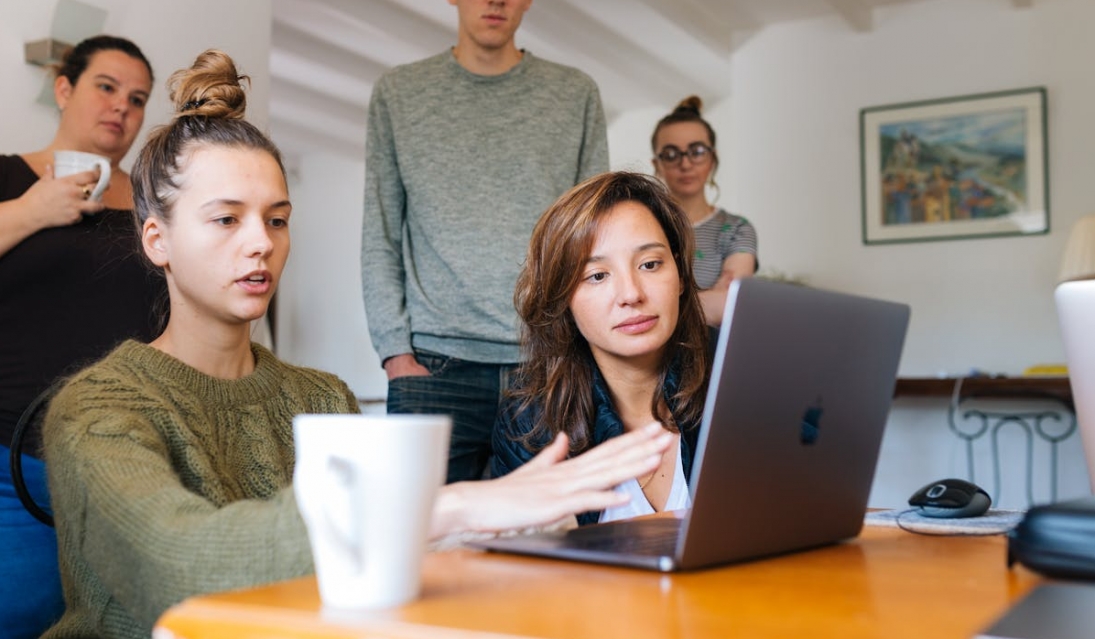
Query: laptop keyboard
561,516,683,556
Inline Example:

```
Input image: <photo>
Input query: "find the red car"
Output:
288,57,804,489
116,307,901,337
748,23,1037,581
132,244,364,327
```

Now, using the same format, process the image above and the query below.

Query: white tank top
600,440,691,523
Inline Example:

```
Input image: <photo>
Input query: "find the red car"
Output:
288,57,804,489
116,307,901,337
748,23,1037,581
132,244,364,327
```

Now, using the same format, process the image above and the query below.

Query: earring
707,177,721,205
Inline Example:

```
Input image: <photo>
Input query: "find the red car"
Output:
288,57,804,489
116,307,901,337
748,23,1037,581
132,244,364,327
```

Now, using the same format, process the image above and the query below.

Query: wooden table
155,525,1044,639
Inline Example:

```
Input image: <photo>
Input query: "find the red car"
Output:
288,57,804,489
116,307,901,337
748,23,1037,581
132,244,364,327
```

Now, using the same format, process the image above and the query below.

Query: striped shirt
692,208,758,289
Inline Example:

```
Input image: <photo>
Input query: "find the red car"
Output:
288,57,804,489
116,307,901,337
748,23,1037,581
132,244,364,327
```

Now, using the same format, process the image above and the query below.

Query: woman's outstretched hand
430,421,671,539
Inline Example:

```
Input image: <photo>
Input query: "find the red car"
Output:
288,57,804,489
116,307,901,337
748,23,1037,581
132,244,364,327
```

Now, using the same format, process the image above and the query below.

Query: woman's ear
652,158,662,178
142,217,169,268
54,75,73,111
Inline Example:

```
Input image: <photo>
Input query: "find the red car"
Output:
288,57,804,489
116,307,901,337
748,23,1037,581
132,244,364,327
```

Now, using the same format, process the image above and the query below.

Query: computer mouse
908,478,991,518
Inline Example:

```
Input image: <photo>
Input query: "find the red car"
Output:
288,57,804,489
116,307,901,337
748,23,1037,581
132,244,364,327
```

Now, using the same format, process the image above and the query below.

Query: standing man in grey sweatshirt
361,0,609,483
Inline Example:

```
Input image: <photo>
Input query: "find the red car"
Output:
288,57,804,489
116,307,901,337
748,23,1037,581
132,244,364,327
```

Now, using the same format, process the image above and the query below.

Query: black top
0,154,166,457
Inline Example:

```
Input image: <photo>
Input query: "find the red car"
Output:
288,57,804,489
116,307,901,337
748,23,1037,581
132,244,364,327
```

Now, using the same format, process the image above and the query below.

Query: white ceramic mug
53,150,111,202
293,413,451,611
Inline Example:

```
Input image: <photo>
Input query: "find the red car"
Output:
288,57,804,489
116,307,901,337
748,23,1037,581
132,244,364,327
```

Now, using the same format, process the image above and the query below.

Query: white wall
277,155,387,401
718,0,1095,508
727,0,1095,378
0,0,272,169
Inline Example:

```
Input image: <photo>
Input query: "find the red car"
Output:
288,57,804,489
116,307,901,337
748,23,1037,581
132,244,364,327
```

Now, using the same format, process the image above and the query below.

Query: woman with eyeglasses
651,95,757,327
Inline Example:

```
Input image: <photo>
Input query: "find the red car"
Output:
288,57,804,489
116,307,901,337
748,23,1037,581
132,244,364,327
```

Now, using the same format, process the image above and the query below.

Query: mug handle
319,455,366,575
88,157,111,201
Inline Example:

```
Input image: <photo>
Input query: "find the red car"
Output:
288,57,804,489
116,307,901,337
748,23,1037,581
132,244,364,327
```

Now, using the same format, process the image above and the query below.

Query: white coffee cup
53,150,111,202
293,413,451,611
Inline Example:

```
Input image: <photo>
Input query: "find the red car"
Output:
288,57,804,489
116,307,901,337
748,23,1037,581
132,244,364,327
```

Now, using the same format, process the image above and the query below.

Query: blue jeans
0,446,64,639
386,350,515,483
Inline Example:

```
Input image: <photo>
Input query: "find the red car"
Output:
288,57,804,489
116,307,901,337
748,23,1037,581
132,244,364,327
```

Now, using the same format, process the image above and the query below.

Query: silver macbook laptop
471,278,911,572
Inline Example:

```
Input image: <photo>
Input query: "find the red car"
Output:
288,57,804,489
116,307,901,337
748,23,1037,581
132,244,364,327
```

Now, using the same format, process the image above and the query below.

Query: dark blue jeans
1,446,64,639
386,350,516,484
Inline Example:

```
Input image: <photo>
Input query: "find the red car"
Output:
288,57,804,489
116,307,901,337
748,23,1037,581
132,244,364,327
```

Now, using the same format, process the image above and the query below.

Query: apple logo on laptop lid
800,400,823,445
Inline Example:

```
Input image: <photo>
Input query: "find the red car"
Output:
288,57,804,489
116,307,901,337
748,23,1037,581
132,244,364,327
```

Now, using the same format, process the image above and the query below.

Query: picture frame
860,87,1048,245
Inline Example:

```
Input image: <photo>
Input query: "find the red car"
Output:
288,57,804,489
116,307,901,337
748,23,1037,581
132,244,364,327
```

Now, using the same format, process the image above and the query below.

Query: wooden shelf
895,376,1072,404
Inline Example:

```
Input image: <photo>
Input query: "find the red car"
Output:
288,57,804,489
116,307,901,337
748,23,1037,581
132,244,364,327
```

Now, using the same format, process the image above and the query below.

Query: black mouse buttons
908,478,992,518
925,483,947,500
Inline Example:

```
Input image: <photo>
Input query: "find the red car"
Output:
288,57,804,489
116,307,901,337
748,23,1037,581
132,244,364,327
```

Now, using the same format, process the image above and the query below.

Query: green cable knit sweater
40,340,359,639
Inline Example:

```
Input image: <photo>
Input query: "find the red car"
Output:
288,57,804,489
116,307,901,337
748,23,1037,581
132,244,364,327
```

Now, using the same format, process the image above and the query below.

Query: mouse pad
864,508,1024,535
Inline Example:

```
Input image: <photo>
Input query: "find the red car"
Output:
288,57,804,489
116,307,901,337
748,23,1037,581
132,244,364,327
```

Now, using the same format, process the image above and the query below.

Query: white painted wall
725,0,1095,379
0,0,272,170
718,0,1095,508
277,156,387,400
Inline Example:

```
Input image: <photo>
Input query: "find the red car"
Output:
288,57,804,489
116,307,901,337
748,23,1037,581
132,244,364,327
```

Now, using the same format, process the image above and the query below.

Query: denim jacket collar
589,362,686,444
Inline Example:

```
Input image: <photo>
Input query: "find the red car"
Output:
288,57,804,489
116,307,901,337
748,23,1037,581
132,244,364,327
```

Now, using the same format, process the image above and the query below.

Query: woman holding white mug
0,35,152,255
0,35,164,639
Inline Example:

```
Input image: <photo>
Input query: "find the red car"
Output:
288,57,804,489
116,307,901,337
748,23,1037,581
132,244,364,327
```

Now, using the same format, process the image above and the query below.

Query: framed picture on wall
860,87,1048,245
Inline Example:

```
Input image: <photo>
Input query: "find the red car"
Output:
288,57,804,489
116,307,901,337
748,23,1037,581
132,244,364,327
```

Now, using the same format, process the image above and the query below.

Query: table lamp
1055,214,1095,493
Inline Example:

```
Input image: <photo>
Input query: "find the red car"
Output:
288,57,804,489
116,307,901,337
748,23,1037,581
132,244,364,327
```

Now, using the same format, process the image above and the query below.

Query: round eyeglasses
656,142,714,166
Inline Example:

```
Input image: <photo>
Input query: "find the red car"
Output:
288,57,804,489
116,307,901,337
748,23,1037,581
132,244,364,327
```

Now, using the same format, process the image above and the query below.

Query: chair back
9,380,64,527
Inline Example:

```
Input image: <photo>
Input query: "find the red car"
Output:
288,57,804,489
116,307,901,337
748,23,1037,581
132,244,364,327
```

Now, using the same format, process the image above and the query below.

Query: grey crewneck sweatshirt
362,50,609,364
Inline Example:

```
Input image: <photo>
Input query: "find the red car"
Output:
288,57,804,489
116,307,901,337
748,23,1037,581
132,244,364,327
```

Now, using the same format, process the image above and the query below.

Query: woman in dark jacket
491,172,710,525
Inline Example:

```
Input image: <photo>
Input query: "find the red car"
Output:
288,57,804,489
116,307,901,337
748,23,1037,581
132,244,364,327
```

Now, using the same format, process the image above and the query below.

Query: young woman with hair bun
651,95,758,327
40,51,670,639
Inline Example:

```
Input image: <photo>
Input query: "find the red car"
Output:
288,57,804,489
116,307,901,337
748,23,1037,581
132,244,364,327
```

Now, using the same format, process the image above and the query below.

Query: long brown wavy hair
509,172,709,454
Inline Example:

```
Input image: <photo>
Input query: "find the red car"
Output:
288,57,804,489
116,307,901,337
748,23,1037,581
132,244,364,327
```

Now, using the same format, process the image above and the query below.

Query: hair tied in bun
675,95,703,115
